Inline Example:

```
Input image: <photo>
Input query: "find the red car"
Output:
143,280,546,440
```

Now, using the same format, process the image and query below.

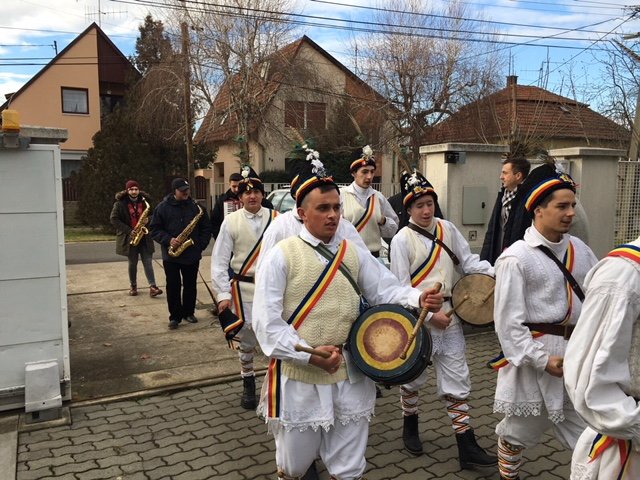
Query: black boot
402,414,423,455
301,460,319,480
456,428,498,469
240,376,257,410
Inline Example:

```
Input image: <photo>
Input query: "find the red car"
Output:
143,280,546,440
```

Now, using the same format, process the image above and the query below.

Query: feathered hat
401,169,437,209
237,165,265,196
349,144,376,172
294,146,338,207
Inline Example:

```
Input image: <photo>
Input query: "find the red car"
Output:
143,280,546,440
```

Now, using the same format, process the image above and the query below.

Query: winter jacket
110,190,155,256
480,188,505,265
150,193,212,264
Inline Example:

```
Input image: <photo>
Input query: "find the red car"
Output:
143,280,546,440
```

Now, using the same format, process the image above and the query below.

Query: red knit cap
126,180,139,190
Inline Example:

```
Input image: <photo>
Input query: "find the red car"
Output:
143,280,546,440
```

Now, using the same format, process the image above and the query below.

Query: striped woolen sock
400,386,419,416
498,437,523,479
445,395,470,434
239,349,254,378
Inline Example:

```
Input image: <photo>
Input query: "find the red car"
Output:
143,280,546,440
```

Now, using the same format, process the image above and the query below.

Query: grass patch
65,226,114,243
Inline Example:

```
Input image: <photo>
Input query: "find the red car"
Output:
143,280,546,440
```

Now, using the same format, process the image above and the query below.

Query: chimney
506,75,518,86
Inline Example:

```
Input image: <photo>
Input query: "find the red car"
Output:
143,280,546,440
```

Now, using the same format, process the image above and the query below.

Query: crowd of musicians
112,144,640,480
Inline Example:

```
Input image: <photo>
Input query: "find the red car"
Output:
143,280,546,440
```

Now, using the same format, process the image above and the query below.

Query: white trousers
496,404,585,449
571,427,640,480
274,416,370,480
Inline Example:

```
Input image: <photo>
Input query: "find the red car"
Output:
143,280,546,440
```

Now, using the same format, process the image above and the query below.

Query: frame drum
346,304,431,385
451,274,495,326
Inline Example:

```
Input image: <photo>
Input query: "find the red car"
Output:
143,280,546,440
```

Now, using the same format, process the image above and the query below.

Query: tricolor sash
490,242,576,371
231,209,278,325
410,222,444,288
353,194,376,232
588,433,632,480
609,244,640,264
266,240,348,419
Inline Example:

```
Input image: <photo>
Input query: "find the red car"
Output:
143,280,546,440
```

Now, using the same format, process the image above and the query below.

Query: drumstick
294,344,332,359
480,285,495,304
445,295,470,318
400,282,442,360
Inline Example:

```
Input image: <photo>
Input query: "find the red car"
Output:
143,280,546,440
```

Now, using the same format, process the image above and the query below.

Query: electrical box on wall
445,151,466,164
462,186,488,225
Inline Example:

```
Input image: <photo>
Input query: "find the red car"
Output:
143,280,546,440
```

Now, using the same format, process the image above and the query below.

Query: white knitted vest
405,220,458,297
280,237,361,385
226,209,268,302
341,189,382,253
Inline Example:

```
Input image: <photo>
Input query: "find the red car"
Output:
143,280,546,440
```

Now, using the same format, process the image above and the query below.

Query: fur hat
237,166,264,196
522,163,576,213
294,147,338,207
349,145,376,172
401,169,437,209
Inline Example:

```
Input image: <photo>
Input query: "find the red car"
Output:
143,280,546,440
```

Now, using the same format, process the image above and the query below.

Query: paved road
65,241,213,265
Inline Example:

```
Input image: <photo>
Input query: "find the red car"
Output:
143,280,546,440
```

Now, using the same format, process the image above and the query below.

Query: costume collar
242,206,264,219
409,217,437,235
524,225,569,257
299,225,338,248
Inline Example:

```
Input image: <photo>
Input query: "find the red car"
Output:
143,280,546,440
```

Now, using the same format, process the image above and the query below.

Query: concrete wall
550,147,625,258
419,143,510,253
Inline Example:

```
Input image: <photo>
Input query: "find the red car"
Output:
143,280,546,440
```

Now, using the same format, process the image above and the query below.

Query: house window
284,101,326,131
62,87,89,114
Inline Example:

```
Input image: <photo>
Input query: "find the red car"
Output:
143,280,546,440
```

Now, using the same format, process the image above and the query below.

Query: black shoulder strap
303,240,363,296
407,222,460,266
537,245,585,302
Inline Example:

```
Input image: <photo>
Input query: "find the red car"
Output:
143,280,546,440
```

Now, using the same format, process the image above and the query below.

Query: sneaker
129,286,138,296
184,315,198,324
169,320,180,330
149,286,163,297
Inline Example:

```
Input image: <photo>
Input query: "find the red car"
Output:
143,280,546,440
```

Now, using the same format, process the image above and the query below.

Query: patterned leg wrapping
498,437,524,479
400,386,419,416
239,348,255,378
444,395,470,434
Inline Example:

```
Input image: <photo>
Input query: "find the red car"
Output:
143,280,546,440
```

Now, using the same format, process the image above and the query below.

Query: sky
1,0,639,113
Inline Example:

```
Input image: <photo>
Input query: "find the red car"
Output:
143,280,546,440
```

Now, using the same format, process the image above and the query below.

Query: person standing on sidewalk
110,180,162,298
564,236,640,480
253,156,443,480
211,167,278,410
150,178,211,330
492,165,597,480
389,169,497,469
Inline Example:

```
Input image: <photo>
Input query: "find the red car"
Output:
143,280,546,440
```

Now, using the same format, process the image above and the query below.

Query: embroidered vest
280,237,361,385
341,189,382,253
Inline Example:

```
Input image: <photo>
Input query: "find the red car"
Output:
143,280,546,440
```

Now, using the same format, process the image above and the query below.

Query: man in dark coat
480,155,530,264
110,180,162,297
150,178,212,329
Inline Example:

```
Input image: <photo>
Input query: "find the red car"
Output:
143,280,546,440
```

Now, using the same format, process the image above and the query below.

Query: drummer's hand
218,300,231,313
308,345,342,374
429,310,452,330
420,288,444,312
545,356,564,378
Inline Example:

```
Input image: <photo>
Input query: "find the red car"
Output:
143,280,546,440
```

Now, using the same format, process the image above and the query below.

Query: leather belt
524,323,574,340
232,274,254,283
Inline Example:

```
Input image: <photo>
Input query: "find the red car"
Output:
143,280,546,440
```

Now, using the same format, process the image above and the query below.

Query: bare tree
356,0,505,164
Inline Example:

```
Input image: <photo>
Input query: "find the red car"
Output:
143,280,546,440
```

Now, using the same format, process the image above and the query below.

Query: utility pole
181,21,194,188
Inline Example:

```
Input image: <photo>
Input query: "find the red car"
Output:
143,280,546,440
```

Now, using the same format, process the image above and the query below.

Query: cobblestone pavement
16,332,571,479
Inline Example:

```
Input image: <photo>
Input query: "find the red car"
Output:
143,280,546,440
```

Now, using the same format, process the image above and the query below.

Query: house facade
1,23,137,187
195,36,396,194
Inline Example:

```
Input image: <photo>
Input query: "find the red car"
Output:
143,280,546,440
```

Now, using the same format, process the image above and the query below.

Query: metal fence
615,160,640,245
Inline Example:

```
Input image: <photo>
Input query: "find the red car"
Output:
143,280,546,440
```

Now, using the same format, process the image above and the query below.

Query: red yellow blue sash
490,242,575,371
266,240,348,418
588,433,632,480
410,222,443,288
231,209,278,324
354,194,376,232
608,244,640,265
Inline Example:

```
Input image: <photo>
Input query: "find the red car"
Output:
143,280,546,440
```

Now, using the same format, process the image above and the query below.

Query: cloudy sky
1,0,638,109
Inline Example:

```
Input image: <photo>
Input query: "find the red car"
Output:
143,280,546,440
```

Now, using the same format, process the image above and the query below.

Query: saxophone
168,203,204,257
130,198,151,247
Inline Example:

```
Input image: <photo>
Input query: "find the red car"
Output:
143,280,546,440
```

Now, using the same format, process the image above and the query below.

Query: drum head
451,274,495,326
347,304,431,385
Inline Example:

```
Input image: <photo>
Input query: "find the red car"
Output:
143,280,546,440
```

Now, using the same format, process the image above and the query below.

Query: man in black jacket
480,155,530,265
150,178,212,329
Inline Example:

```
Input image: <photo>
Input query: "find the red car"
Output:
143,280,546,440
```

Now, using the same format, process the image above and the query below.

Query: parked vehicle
266,188,295,213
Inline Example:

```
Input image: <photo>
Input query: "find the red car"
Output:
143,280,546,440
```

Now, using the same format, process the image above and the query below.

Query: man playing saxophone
110,180,162,297
150,178,212,330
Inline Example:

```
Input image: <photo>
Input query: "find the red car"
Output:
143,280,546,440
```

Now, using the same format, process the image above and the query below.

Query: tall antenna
85,0,127,27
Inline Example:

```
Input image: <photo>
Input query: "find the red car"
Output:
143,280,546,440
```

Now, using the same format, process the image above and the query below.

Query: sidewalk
7,257,572,479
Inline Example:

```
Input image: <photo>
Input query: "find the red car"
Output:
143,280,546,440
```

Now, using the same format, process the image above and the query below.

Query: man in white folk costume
565,236,640,480
252,153,443,480
389,169,497,469
492,163,598,480
211,167,278,410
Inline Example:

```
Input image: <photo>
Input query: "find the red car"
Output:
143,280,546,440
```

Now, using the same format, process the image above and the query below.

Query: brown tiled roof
423,79,629,149
194,36,389,146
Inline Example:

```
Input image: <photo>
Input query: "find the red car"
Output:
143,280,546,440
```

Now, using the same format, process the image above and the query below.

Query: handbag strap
407,222,460,266
537,245,585,302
